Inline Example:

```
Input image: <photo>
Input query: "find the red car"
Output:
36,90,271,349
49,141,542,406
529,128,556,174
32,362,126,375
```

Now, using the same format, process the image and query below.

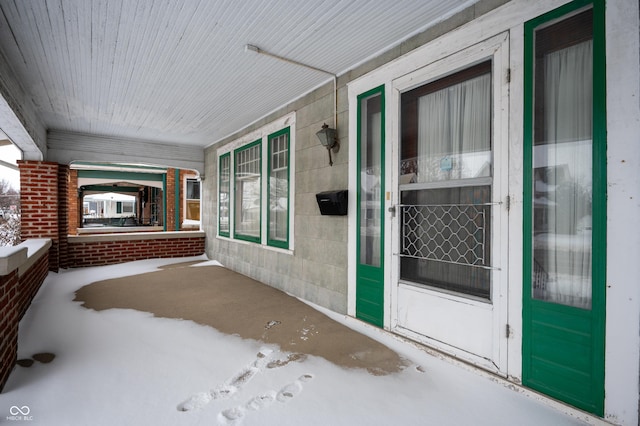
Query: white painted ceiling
0,0,478,148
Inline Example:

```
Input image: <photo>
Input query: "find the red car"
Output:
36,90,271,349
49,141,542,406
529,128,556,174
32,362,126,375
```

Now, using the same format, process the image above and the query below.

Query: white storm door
390,33,509,373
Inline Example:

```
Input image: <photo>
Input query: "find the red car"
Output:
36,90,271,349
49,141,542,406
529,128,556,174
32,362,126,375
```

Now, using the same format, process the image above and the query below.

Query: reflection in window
234,142,261,241
268,130,289,247
400,63,493,300
359,91,383,267
186,178,200,221
219,154,230,236
532,9,593,309
401,63,492,185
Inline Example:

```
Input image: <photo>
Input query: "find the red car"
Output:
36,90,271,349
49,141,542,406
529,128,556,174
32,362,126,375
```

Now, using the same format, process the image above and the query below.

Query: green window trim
233,139,262,243
219,125,292,249
218,153,231,237
77,169,164,181
522,0,606,416
267,127,290,249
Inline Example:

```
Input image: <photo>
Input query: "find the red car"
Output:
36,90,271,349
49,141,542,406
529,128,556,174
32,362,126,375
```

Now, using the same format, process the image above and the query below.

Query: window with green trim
267,128,289,248
218,153,231,237
186,178,200,221
234,141,261,242
217,124,292,249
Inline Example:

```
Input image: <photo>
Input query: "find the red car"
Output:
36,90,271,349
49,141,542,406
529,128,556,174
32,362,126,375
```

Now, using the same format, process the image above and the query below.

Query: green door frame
356,85,385,327
522,0,606,416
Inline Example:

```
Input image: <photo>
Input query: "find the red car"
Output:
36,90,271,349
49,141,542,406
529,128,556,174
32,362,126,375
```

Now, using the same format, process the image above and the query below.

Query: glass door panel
399,62,493,300
531,13,593,309
523,3,605,416
356,85,385,327
400,186,491,299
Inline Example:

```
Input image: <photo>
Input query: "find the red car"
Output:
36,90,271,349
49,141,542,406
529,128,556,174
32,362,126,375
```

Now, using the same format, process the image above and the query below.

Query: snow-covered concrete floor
0,257,601,425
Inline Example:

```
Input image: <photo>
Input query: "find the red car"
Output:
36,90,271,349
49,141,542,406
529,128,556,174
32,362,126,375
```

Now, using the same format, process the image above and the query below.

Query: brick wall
16,251,49,319
179,170,185,228
58,165,70,269
19,162,204,272
67,233,205,267
0,269,19,392
18,161,60,271
0,242,50,393
68,169,79,236
166,168,176,231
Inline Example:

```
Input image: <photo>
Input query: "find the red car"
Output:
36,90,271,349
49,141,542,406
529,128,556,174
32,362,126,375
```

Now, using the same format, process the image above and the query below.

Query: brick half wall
67,231,205,267
0,239,51,392
0,269,19,392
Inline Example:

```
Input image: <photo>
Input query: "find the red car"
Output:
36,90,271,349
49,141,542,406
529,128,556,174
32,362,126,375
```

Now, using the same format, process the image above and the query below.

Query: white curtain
416,73,491,183
270,135,288,242
410,73,492,296
534,40,593,309
360,106,382,267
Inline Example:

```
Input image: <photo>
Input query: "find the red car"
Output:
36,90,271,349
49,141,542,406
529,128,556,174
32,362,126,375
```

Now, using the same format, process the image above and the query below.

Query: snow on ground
1,257,592,425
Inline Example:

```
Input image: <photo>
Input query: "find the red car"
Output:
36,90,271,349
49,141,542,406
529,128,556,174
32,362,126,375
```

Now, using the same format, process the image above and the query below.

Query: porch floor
1,257,597,425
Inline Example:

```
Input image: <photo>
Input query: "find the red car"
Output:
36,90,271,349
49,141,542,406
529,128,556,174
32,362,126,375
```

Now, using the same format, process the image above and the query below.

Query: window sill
69,230,205,243
215,234,293,256
77,226,164,235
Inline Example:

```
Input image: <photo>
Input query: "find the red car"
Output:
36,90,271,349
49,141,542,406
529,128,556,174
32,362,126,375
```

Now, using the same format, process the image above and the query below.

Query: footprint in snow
245,392,277,410
177,348,273,412
277,374,314,402
218,375,314,424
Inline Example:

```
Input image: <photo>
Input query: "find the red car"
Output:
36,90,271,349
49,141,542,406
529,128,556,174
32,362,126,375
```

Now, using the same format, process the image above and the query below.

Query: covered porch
1,255,592,425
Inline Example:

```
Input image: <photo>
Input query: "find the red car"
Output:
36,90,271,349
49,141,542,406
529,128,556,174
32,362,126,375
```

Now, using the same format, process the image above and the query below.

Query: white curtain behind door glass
416,73,491,183
533,40,593,309
360,107,382,267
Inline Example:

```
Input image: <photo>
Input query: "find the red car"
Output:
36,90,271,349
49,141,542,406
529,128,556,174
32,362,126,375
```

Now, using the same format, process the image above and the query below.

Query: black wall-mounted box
316,190,348,216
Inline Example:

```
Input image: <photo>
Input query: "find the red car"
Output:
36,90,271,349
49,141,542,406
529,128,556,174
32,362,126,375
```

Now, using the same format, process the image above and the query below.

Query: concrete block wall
67,232,205,267
204,81,350,314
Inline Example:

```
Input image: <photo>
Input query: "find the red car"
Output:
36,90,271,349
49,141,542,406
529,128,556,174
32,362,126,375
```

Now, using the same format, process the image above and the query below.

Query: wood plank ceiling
0,0,478,148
